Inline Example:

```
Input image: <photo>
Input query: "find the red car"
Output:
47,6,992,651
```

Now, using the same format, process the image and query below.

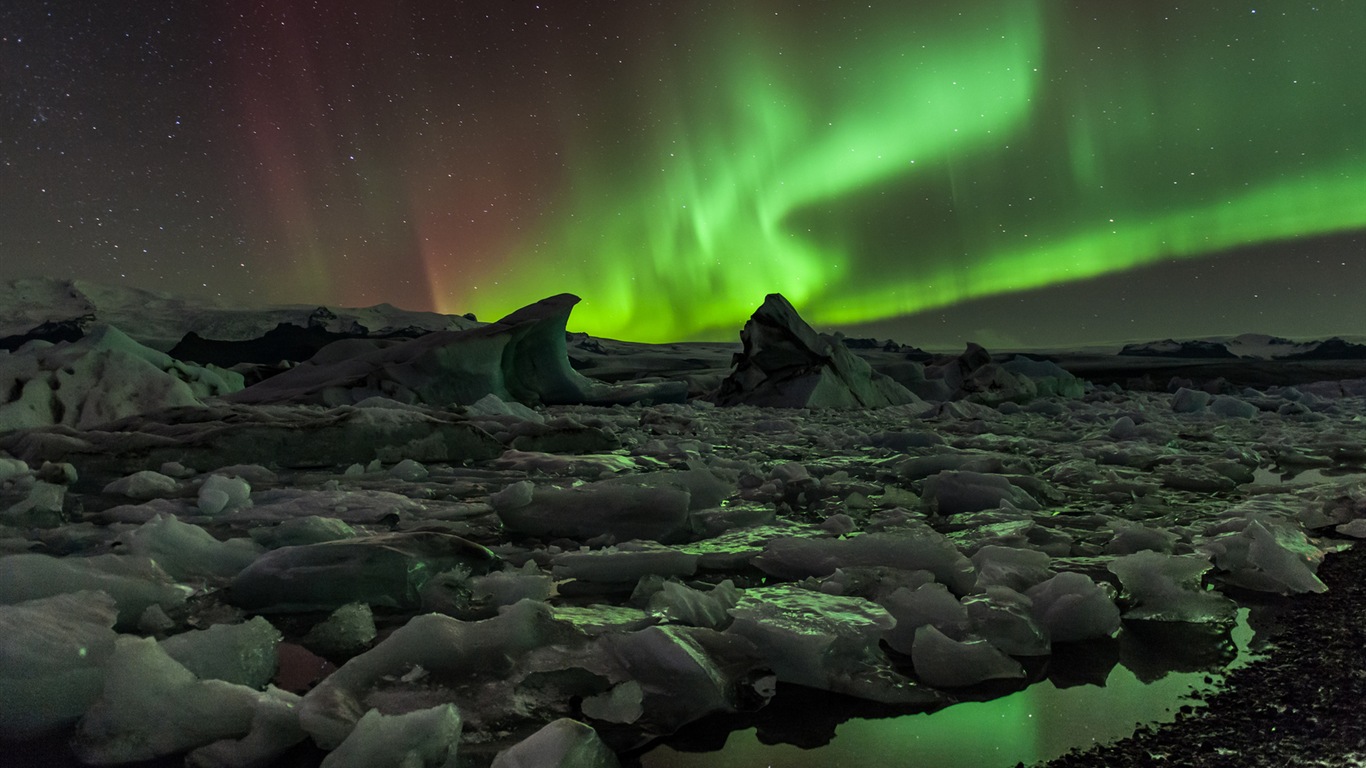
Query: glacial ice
726,584,941,705
1200,516,1331,594
198,474,253,515
0,324,242,432
304,602,378,658
713,293,920,409
880,582,971,655
158,616,282,689
752,528,976,594
72,636,302,764
920,470,1042,515
910,624,1025,688
3,288,1366,765
0,553,189,629
1108,551,1237,623
115,513,262,580
490,718,619,768
0,591,119,738
319,704,461,768
227,531,500,612
1025,572,1122,643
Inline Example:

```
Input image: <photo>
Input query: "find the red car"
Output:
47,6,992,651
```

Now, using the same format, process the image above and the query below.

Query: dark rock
170,324,355,367
0,315,95,351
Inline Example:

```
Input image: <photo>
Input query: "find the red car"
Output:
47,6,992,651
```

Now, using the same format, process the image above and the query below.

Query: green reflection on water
643,609,1256,767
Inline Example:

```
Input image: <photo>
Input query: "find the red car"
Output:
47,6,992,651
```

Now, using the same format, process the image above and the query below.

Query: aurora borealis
3,1,1363,345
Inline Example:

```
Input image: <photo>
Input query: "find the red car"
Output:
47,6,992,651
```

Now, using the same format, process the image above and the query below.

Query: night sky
2,1,1363,346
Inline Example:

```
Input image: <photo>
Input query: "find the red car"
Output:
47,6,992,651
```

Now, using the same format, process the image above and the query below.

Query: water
638,609,1259,768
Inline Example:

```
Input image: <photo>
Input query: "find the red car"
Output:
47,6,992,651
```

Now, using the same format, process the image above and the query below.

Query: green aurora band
458,2,1366,341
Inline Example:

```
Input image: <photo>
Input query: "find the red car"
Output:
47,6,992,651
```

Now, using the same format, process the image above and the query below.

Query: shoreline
1041,542,1366,767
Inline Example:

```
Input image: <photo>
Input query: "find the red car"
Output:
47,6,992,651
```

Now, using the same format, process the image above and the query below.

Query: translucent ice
727,584,939,705
1200,517,1330,594
490,718,619,768
1024,572,1121,643
159,616,282,689
920,471,1041,516
752,528,975,594
116,513,263,580
0,591,119,738
1108,551,1236,623
73,636,299,764
879,583,970,655
0,553,189,629
320,704,461,768
199,474,252,516
910,624,1025,688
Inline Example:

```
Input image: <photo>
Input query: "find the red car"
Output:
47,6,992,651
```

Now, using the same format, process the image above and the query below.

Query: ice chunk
602,624,774,734
970,545,1053,592
1104,520,1182,555
0,591,119,738
645,579,739,629
159,616,282,689
304,603,378,658
1200,517,1329,594
199,473,252,515
1336,519,1366,539
250,515,357,549
72,636,290,764
469,564,554,608
921,471,1041,516
493,477,693,543
581,680,644,724
1025,572,1121,643
466,392,544,422
910,625,1024,688
963,586,1050,656
552,543,698,584
228,294,684,408
726,584,940,705
227,531,499,613
0,455,29,482
103,469,178,500
299,601,569,749
0,324,242,432
1209,395,1257,418
753,528,975,594
388,458,429,481
490,718,619,768
185,686,307,768
1170,387,1211,413
0,479,65,527
116,513,263,580
713,293,919,409
0,553,188,629
320,704,461,768
880,583,970,655
1107,551,1236,623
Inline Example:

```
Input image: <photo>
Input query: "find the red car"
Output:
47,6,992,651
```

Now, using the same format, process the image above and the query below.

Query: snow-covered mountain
0,278,477,351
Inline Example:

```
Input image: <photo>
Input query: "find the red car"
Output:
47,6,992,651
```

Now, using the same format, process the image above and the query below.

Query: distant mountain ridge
1120,333,1366,360
0,278,477,351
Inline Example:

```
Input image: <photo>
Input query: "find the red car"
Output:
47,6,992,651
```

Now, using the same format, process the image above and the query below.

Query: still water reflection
638,609,1258,768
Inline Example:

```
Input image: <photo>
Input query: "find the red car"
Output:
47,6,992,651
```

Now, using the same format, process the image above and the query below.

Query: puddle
637,608,1260,768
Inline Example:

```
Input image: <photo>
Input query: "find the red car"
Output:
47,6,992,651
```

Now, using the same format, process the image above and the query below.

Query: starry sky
2,1,1363,347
